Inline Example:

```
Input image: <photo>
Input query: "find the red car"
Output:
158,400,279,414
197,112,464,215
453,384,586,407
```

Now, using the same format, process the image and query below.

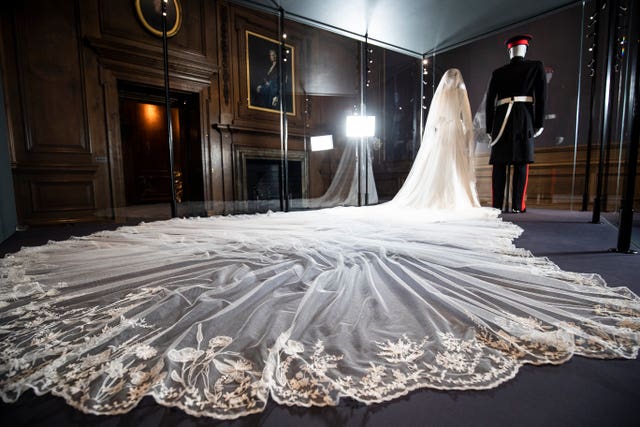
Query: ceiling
229,0,580,57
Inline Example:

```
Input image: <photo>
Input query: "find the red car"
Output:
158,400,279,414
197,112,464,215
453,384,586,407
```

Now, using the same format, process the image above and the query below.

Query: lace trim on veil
1,212,639,419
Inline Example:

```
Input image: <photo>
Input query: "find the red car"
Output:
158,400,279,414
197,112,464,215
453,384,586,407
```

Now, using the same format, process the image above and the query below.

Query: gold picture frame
246,31,295,115
135,0,182,38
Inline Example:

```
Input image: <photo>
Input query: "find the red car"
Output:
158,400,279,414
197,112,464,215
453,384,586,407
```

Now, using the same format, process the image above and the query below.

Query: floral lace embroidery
1,289,639,418
1,219,639,419
158,327,266,413
272,333,519,404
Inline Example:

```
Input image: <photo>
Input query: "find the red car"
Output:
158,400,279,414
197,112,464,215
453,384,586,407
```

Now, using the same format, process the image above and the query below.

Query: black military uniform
486,35,546,212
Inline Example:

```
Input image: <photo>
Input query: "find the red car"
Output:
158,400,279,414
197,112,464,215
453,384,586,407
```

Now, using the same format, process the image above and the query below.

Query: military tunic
486,56,546,164
486,56,546,211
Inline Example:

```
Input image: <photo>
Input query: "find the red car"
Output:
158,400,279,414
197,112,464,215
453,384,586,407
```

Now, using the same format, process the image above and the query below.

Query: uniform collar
510,56,525,63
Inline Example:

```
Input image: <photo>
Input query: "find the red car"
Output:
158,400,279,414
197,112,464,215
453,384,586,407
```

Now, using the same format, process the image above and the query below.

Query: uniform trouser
492,163,529,211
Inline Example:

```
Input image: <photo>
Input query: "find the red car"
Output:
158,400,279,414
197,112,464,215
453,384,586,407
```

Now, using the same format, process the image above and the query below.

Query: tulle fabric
307,142,378,208
390,69,479,210
1,69,639,420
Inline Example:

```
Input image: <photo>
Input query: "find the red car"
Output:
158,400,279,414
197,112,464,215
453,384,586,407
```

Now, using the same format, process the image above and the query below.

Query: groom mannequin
486,34,546,213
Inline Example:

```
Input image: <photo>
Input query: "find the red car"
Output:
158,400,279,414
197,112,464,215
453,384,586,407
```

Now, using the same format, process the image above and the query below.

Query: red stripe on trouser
521,164,529,211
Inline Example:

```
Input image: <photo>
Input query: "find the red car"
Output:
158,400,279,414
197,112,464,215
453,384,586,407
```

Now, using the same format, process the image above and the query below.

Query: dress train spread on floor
1,70,639,420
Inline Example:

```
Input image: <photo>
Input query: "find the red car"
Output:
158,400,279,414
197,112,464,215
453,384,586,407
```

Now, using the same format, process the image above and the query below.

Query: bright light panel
346,115,375,137
310,135,334,151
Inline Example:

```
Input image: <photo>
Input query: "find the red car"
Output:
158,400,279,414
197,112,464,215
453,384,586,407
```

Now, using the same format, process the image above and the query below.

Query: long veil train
1,69,639,420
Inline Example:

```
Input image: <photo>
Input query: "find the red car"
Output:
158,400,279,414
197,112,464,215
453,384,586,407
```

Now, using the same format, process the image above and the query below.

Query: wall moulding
85,36,217,87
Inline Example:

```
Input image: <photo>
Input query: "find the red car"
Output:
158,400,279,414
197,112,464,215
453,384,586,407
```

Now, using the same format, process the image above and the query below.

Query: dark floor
1,209,639,427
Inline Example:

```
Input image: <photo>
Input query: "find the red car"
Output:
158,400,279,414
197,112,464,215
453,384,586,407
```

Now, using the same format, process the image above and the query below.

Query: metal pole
419,56,425,157
582,0,601,211
357,39,365,206
278,8,289,212
570,1,586,211
432,53,436,97
364,37,370,205
162,0,177,218
592,0,618,223
615,0,639,253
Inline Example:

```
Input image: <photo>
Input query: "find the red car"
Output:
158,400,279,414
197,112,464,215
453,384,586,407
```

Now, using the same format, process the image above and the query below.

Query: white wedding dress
390,69,479,210
1,69,639,420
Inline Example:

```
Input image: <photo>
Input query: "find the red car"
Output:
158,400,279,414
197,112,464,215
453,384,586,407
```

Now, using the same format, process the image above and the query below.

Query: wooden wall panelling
229,8,278,131
99,0,206,57
1,7,28,222
228,6,308,132
3,0,223,224
94,0,216,87
0,9,20,167
220,125,235,211
213,5,284,211
86,37,216,90
474,148,581,209
90,0,218,221
474,144,640,211
197,1,220,212
30,176,95,214
208,1,232,214
101,68,127,217
15,1,90,157
80,0,113,220
13,164,99,225
3,0,102,224
216,1,234,125
218,4,363,204
200,86,215,208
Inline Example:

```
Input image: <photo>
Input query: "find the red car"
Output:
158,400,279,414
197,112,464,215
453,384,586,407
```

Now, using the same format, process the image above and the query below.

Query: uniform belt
489,96,535,147
495,96,534,107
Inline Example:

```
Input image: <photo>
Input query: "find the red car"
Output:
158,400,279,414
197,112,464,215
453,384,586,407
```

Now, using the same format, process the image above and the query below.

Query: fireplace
234,146,308,212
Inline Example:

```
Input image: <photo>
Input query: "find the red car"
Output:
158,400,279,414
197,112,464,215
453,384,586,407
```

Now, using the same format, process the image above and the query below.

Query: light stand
357,38,365,206
346,114,375,206
363,36,370,205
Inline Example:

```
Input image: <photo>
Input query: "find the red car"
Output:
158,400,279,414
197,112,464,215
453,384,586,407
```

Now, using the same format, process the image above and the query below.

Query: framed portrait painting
246,31,295,115
135,0,182,37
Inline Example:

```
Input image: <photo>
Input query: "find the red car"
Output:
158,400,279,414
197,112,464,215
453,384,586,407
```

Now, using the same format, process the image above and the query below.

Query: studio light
310,135,334,151
346,115,375,137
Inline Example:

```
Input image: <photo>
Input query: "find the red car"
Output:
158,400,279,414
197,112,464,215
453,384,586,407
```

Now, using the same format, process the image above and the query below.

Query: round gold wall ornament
135,0,182,38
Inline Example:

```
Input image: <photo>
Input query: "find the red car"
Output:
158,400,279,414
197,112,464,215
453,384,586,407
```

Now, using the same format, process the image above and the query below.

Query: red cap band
507,39,530,49
505,34,532,48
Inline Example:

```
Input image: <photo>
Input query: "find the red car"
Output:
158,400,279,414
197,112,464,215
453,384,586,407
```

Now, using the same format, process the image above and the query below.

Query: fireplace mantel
234,146,309,211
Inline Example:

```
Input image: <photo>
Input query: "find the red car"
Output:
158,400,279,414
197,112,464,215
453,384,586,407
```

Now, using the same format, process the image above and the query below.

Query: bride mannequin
390,68,479,210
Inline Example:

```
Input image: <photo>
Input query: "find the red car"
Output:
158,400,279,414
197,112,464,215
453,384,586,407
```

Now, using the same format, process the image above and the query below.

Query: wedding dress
1,69,639,420
390,68,479,210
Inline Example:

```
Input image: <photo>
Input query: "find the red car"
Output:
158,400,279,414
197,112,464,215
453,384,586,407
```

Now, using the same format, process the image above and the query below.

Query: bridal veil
1,69,639,420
